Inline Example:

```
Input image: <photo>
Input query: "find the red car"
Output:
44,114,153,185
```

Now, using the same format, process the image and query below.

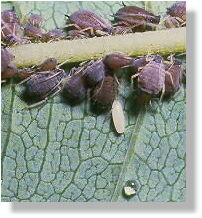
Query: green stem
8,27,186,68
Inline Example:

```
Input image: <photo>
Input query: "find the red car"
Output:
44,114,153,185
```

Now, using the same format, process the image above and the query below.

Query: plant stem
8,27,186,68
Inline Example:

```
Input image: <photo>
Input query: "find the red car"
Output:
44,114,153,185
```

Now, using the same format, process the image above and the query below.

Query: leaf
1,1,185,202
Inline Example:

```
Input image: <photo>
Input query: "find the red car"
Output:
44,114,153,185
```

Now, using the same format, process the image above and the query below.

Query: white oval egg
112,99,125,134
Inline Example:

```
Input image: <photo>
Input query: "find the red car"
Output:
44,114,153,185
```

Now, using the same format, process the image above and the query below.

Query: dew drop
122,180,139,198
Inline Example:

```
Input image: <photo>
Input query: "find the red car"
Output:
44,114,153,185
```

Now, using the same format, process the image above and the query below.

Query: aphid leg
95,30,109,36
131,73,139,88
17,74,36,85
24,86,62,110
80,27,94,36
165,71,175,89
65,23,81,30
160,84,165,101
24,98,49,109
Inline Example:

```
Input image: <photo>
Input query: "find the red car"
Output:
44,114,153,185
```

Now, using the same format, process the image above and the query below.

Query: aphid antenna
122,1,127,7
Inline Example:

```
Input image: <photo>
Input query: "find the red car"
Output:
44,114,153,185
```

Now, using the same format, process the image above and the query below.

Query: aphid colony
1,9,65,45
1,1,186,46
1,46,184,133
1,2,186,134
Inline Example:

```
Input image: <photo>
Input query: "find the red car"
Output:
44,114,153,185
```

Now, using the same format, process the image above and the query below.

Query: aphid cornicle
164,60,183,95
103,52,134,70
113,5,160,32
91,76,118,111
66,10,112,37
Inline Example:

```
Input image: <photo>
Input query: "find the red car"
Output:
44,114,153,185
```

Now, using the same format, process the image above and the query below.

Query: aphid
1,47,14,71
43,29,65,42
132,57,166,98
1,9,19,24
103,52,134,70
91,76,118,111
1,22,21,40
164,1,186,28
36,58,58,71
16,58,58,80
65,10,113,37
2,65,18,80
167,1,186,22
113,5,160,32
23,69,66,107
24,24,43,40
83,60,106,87
164,60,183,95
1,47,17,80
112,99,125,134
28,13,43,28
62,68,87,102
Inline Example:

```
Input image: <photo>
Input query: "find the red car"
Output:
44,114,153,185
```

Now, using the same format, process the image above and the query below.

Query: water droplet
122,180,139,198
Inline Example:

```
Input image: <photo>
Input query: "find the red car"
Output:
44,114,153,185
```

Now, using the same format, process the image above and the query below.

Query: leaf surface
1,1,185,202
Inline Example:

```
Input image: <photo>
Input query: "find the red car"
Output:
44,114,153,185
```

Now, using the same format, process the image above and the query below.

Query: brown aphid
24,24,43,40
66,10,113,37
43,29,65,42
28,13,43,28
1,9,19,24
91,76,118,110
37,58,58,71
1,47,17,80
164,60,183,95
1,47,14,71
1,22,21,39
113,5,160,32
103,52,134,70
132,58,166,98
2,65,18,80
164,2,186,28
167,1,186,22
62,68,87,102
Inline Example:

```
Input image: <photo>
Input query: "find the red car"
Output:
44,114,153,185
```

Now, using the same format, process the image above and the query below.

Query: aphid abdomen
103,52,134,70
63,73,87,102
84,60,106,87
69,10,111,31
91,76,118,110
26,70,65,99
138,62,165,95
165,62,183,94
